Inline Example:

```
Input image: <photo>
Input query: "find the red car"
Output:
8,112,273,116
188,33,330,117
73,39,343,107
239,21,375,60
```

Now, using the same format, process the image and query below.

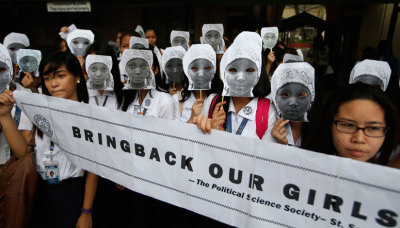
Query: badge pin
145,99,151,106
243,106,252,115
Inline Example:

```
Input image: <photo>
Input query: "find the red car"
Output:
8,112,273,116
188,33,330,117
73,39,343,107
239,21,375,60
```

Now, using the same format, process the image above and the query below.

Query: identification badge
44,160,60,184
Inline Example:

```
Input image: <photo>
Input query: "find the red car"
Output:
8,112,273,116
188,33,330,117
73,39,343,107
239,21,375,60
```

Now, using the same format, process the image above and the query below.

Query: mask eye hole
205,66,212,70
280,93,289,98
191,67,198,72
228,68,237,73
298,92,308,98
246,68,255,73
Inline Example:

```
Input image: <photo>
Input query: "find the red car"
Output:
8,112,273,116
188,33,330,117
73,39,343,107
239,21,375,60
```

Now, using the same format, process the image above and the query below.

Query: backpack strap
256,98,270,140
208,94,219,118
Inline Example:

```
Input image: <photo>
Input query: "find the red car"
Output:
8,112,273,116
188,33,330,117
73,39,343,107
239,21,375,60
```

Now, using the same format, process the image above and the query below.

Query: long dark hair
85,43,124,108
39,51,88,103
303,83,399,165
120,45,168,111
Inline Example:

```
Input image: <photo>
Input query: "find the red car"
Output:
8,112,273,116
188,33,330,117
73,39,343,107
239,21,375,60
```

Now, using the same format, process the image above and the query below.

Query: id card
44,160,60,184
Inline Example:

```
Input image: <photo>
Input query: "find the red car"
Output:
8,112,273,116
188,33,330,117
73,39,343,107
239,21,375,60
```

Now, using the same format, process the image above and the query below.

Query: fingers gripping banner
14,91,400,228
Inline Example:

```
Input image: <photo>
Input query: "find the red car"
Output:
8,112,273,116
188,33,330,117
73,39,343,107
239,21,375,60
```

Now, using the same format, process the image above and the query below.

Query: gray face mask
204,30,221,51
275,83,312,121
172,37,188,50
19,56,39,73
0,62,10,93
125,58,150,89
88,62,109,89
353,74,384,91
188,58,214,90
263,33,277,50
224,58,258,97
70,37,90,56
164,58,184,83
7,43,26,64
131,43,146,50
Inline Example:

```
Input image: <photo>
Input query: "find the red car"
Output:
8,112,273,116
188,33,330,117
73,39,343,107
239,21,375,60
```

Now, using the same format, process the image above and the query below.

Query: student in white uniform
85,43,124,110
0,51,97,228
119,48,177,120
270,62,315,147
195,32,277,142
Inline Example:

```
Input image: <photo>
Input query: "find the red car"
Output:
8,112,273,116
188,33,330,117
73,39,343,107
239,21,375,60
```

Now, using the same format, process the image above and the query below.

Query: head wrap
66,29,95,55
283,53,304,63
260,27,279,51
129,37,149,49
170,31,190,47
182,44,216,77
85,54,114,91
17,49,42,76
3,32,30,48
161,46,186,75
349,59,391,91
271,62,315,116
0,43,13,88
200,24,225,54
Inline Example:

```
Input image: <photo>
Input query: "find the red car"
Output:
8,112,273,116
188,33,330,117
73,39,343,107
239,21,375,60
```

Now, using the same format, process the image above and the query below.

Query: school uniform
88,89,117,109
172,91,196,122
202,94,277,142
126,89,178,120
284,124,302,147
18,113,85,228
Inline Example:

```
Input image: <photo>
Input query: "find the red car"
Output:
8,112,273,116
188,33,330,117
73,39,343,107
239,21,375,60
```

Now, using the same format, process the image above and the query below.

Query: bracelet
81,208,92,213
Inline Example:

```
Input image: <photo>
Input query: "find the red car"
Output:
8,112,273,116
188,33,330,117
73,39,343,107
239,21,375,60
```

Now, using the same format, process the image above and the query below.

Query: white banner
14,91,400,228
47,1,91,12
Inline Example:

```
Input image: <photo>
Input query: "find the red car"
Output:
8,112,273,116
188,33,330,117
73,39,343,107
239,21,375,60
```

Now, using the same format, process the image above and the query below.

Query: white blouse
172,92,196,122
18,112,84,181
126,89,178,120
202,94,277,142
88,89,117,109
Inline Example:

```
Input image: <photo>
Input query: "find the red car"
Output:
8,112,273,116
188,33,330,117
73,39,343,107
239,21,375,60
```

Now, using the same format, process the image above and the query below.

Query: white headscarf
66,29,95,55
170,31,190,47
120,49,155,90
182,44,216,77
200,24,225,54
283,53,304,63
349,59,391,91
0,43,12,92
271,62,315,116
59,24,77,40
161,46,186,75
85,55,114,91
3,32,30,48
260,27,279,51
129,37,149,49
17,49,42,76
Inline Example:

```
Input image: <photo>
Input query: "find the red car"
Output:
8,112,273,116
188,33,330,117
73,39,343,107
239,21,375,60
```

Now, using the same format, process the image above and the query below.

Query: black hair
39,51,88,103
85,43,124,108
120,45,168,111
303,83,399,165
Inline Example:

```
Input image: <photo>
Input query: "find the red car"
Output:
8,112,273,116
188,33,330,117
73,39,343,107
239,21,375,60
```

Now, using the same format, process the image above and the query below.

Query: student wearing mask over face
3,32,30,78
270,62,315,147
194,32,277,142
0,51,97,228
261,27,278,78
303,83,398,166
15,49,42,93
120,48,176,120
201,24,225,54
170,30,190,51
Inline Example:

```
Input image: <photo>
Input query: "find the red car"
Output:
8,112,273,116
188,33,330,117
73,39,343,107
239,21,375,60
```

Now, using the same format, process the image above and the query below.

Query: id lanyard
94,90,109,107
226,112,249,135
49,141,54,161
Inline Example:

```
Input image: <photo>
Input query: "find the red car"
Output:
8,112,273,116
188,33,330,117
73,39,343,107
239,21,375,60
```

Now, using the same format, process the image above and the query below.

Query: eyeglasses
334,120,387,137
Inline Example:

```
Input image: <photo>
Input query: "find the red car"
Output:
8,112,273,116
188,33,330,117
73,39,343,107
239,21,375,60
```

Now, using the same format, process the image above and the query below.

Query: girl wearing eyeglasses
303,83,399,165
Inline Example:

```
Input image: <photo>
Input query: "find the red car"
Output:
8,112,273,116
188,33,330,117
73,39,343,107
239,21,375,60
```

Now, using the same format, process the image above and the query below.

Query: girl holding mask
270,62,315,146
304,83,398,165
195,32,277,142
0,51,97,228
16,49,42,92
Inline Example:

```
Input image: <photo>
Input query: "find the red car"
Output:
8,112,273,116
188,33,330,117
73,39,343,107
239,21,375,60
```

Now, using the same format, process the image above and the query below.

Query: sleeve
201,93,217,117
261,102,278,143
158,94,178,120
18,112,34,131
